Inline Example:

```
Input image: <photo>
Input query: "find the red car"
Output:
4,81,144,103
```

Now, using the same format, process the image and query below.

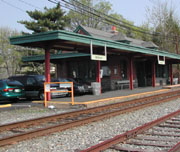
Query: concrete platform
33,86,172,109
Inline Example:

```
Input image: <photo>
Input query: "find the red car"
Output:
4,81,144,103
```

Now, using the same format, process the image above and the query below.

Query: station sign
91,54,107,61
157,55,165,65
90,41,107,61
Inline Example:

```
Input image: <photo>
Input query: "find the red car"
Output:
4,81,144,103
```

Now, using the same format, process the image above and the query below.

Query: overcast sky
0,0,180,32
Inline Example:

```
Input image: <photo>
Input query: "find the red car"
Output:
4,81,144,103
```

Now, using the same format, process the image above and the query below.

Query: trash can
173,78,178,85
159,80,163,86
91,82,101,96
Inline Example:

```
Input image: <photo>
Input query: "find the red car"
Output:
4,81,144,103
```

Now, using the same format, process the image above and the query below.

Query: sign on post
90,41,107,61
45,84,50,92
157,55,165,65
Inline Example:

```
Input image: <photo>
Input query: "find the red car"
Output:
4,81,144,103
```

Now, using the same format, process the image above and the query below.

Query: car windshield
35,75,45,82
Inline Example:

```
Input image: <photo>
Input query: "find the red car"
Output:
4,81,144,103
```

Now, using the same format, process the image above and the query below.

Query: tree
17,3,70,74
67,0,108,29
67,0,137,38
18,3,70,33
145,0,180,53
0,27,23,78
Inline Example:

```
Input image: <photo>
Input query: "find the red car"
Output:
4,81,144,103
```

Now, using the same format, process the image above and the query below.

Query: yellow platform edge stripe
33,89,170,105
77,89,170,104
0,104,12,108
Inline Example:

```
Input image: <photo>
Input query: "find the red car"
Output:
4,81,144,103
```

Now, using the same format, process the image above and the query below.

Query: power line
50,0,178,40
67,0,152,33
1,0,42,14
1,0,25,12
61,0,158,35
18,0,41,10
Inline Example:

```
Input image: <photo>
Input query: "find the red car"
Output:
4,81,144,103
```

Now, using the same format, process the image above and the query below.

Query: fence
44,82,74,107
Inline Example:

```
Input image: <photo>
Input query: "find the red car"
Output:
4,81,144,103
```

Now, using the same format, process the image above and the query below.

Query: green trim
10,29,180,60
22,53,90,62
73,25,91,36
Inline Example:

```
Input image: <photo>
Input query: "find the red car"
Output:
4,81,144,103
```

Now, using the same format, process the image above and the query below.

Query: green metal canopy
22,53,90,63
9,29,180,62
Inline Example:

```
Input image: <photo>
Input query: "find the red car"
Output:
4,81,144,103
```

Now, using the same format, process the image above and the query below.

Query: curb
0,104,12,108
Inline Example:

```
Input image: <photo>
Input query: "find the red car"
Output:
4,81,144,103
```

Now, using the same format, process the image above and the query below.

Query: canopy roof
22,52,90,63
9,29,180,63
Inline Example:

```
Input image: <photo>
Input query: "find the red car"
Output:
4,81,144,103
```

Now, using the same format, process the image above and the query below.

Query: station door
136,61,152,87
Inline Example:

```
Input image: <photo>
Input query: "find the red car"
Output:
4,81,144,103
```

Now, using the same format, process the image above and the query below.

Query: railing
44,82,74,107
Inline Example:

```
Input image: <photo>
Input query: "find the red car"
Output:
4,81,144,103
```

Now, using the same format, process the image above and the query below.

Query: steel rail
169,141,180,152
81,108,180,152
0,91,180,147
0,90,177,132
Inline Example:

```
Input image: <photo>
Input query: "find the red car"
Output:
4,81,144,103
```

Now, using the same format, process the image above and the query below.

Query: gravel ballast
1,99,180,152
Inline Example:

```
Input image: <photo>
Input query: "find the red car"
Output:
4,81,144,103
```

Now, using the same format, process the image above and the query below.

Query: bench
115,80,137,90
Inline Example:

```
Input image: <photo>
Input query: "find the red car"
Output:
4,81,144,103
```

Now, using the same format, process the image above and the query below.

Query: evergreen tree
18,3,70,33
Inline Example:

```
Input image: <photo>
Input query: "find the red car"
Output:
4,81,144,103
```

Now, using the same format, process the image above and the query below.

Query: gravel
0,99,180,152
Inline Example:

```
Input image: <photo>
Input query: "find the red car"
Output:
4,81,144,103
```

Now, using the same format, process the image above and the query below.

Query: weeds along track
0,90,180,147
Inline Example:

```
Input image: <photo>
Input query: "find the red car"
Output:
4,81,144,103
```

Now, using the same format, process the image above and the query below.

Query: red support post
170,64,173,85
96,61,101,94
129,56,133,90
45,48,51,101
152,60,156,87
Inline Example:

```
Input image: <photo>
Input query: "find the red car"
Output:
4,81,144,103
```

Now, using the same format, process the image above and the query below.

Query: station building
10,25,180,99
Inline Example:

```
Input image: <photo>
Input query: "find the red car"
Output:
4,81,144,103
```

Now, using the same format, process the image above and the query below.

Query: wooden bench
115,80,137,90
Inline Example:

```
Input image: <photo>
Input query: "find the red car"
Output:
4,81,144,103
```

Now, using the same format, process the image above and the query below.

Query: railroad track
81,109,180,152
0,90,180,147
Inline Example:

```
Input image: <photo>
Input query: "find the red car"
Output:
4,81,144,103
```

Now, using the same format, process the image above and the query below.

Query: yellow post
71,82,74,105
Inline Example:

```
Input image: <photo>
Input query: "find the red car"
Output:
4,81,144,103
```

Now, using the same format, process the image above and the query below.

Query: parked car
52,78,87,95
73,78,92,93
8,75,68,100
0,79,25,101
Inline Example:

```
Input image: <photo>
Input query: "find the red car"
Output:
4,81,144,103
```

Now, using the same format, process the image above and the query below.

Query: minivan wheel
39,91,44,100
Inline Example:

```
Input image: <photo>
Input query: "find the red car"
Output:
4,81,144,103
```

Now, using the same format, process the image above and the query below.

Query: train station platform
33,86,173,109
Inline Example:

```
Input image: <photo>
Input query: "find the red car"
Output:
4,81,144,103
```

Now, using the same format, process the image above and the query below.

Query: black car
73,78,92,93
8,75,68,100
52,78,87,95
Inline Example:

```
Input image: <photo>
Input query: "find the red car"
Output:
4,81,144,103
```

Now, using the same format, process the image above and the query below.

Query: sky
0,0,180,33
